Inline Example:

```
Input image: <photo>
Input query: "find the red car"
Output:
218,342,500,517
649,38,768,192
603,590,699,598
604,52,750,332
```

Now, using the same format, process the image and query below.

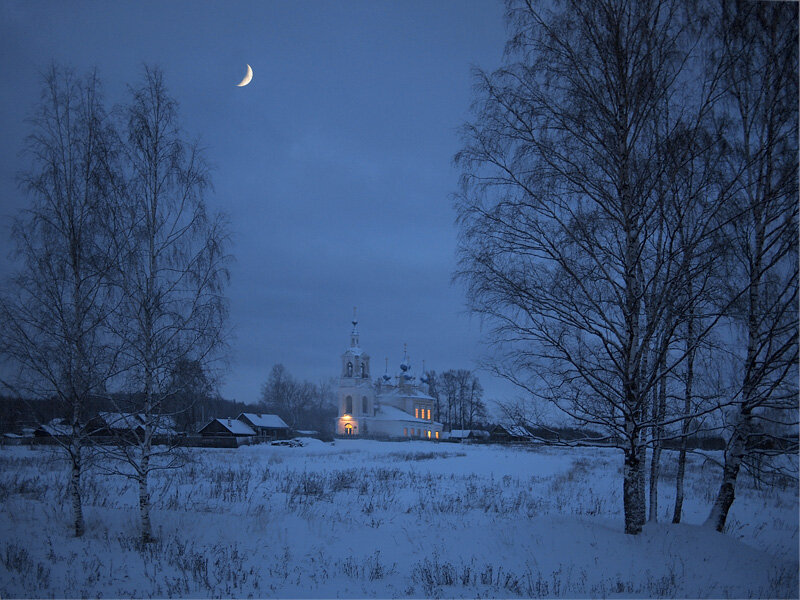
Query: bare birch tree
0,66,119,537
455,0,722,534
705,1,798,532
106,66,230,543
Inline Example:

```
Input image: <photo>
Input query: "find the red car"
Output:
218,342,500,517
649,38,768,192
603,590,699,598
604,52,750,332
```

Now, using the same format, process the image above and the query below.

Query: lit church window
414,408,419,418
435,431,439,439
427,409,431,420
427,430,431,439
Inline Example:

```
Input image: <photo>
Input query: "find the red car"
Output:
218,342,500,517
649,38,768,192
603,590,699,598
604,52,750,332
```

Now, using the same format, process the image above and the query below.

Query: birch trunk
648,369,667,522
672,314,695,523
705,199,763,532
705,411,751,531
623,443,646,534
138,450,153,542
69,446,85,537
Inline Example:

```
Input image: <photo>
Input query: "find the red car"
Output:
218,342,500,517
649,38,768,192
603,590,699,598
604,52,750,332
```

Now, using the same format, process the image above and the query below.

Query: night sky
0,1,514,406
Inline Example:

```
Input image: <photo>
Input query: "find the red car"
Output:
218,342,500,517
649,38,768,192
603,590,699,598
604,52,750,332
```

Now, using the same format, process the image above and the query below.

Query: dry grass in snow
0,439,797,598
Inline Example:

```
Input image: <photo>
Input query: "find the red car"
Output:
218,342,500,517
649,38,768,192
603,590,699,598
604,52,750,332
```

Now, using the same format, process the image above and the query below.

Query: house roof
238,413,289,429
449,429,472,438
37,419,72,436
98,412,144,430
95,412,177,435
449,429,490,439
205,418,256,436
507,425,531,438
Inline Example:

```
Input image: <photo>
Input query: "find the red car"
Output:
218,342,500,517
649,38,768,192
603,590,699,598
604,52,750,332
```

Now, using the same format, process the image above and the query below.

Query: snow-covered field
0,439,797,598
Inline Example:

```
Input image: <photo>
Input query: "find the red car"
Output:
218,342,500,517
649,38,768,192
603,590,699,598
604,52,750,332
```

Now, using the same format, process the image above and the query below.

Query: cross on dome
350,306,359,348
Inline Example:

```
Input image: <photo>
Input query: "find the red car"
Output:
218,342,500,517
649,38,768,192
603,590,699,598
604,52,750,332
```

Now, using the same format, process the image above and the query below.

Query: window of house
362,396,368,414
345,396,352,414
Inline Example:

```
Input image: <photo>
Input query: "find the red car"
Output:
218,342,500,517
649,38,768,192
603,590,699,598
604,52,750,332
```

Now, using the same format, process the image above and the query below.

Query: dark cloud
0,0,518,406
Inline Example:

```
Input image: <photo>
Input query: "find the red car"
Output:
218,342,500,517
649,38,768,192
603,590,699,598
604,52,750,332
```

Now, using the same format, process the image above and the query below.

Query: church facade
335,313,443,440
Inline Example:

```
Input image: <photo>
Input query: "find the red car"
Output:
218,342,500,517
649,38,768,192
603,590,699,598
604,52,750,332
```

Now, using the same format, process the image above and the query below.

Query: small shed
95,412,144,438
34,418,73,438
490,424,532,443
199,418,256,437
93,412,178,439
237,413,290,439
448,429,490,442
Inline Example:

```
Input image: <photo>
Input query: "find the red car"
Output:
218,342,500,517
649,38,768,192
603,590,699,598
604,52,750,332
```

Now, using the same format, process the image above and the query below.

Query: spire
400,343,410,372
383,357,390,382
350,306,359,347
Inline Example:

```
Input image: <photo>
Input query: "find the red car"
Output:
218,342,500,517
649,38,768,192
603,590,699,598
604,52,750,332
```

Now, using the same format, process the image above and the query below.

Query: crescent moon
236,64,253,87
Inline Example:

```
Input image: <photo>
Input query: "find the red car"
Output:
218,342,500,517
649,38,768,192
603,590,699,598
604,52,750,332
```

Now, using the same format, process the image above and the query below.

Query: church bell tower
337,308,374,435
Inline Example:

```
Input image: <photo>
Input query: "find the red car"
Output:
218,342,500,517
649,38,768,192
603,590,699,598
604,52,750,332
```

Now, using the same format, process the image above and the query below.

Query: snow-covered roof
210,418,256,436
493,424,532,438
238,413,289,429
507,425,531,438
449,429,471,438
377,387,435,402
151,421,178,435
99,412,144,430
95,412,176,435
37,419,72,436
449,429,489,439
373,404,435,424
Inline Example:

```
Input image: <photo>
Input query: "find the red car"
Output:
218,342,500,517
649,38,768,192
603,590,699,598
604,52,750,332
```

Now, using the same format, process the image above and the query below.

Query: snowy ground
0,439,797,598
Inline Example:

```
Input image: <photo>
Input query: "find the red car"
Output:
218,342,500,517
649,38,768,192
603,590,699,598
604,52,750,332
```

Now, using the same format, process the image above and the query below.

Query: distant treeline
0,394,258,434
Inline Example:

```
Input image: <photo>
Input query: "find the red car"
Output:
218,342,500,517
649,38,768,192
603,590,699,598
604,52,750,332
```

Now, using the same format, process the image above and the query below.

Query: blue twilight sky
0,0,516,406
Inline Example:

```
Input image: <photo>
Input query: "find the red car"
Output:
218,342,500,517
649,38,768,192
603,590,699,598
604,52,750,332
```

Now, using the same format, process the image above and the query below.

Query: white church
335,312,443,440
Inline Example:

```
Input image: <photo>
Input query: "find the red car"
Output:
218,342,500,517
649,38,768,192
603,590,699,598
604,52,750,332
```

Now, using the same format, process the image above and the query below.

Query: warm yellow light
427,430,431,439
414,408,419,418
435,431,439,439
427,409,431,420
